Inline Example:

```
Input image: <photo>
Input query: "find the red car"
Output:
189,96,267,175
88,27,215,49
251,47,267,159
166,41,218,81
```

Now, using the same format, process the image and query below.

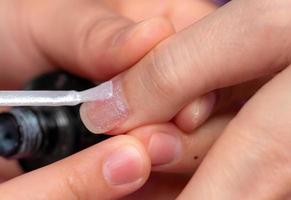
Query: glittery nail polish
80,77,129,134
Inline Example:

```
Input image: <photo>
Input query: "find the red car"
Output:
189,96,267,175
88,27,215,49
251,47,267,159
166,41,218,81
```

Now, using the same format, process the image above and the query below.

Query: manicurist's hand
80,0,291,198
0,0,218,140
0,135,151,200
0,0,216,89
0,0,223,199
0,112,234,200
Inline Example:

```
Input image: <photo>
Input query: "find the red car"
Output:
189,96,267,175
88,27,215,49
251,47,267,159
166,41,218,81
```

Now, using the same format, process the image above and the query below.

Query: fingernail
103,146,144,185
80,78,128,133
175,93,216,132
148,133,182,166
112,18,158,47
192,93,216,123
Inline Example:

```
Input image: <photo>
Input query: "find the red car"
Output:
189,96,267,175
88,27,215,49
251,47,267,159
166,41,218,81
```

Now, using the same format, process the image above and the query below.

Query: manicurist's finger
130,114,233,174
0,135,150,200
0,0,174,88
179,66,291,199
175,77,270,132
80,0,291,134
28,1,175,80
174,93,217,133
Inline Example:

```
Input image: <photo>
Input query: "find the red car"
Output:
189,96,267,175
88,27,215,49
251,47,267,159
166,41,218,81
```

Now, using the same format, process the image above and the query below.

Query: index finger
178,64,291,199
80,0,291,134
0,0,174,88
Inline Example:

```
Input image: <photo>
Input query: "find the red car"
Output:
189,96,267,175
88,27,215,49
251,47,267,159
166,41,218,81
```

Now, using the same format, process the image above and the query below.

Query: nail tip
80,103,128,134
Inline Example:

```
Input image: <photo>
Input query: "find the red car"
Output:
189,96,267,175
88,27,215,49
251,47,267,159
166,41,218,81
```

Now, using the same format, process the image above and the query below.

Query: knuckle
143,46,185,102
146,48,187,99
75,15,130,73
75,16,113,65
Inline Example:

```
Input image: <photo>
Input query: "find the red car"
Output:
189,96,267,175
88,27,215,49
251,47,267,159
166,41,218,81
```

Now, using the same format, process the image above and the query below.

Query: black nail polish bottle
0,72,108,171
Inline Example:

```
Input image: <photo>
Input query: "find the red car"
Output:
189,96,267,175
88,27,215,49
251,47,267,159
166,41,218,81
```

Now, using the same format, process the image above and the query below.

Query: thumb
80,0,290,134
0,136,150,200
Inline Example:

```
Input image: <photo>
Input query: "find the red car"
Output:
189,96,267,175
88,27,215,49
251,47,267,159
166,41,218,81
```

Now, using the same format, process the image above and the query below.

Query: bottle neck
3,108,43,159
0,106,75,159
0,113,20,157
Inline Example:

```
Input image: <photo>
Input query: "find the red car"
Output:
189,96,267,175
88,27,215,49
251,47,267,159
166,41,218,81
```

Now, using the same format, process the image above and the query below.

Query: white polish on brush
0,81,114,107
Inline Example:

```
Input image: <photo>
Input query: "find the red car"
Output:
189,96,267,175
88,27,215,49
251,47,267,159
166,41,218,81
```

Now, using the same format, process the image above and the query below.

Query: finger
175,77,271,132
179,66,291,199
27,1,174,80
0,135,150,200
174,93,217,132
130,114,233,174
80,0,291,134
1,0,174,88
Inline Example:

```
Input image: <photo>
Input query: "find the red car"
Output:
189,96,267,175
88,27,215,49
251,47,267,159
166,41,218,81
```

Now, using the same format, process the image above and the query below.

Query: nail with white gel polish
80,78,129,134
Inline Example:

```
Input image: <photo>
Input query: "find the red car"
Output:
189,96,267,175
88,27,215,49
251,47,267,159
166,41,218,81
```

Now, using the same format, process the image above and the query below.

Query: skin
80,0,291,199
5,0,291,199
0,136,152,200
0,0,216,88
0,0,219,199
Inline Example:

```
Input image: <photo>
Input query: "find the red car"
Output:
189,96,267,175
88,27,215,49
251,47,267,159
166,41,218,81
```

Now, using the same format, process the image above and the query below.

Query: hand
0,0,220,199
0,135,153,200
1,0,218,150
0,0,216,89
80,0,291,198
0,112,235,199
